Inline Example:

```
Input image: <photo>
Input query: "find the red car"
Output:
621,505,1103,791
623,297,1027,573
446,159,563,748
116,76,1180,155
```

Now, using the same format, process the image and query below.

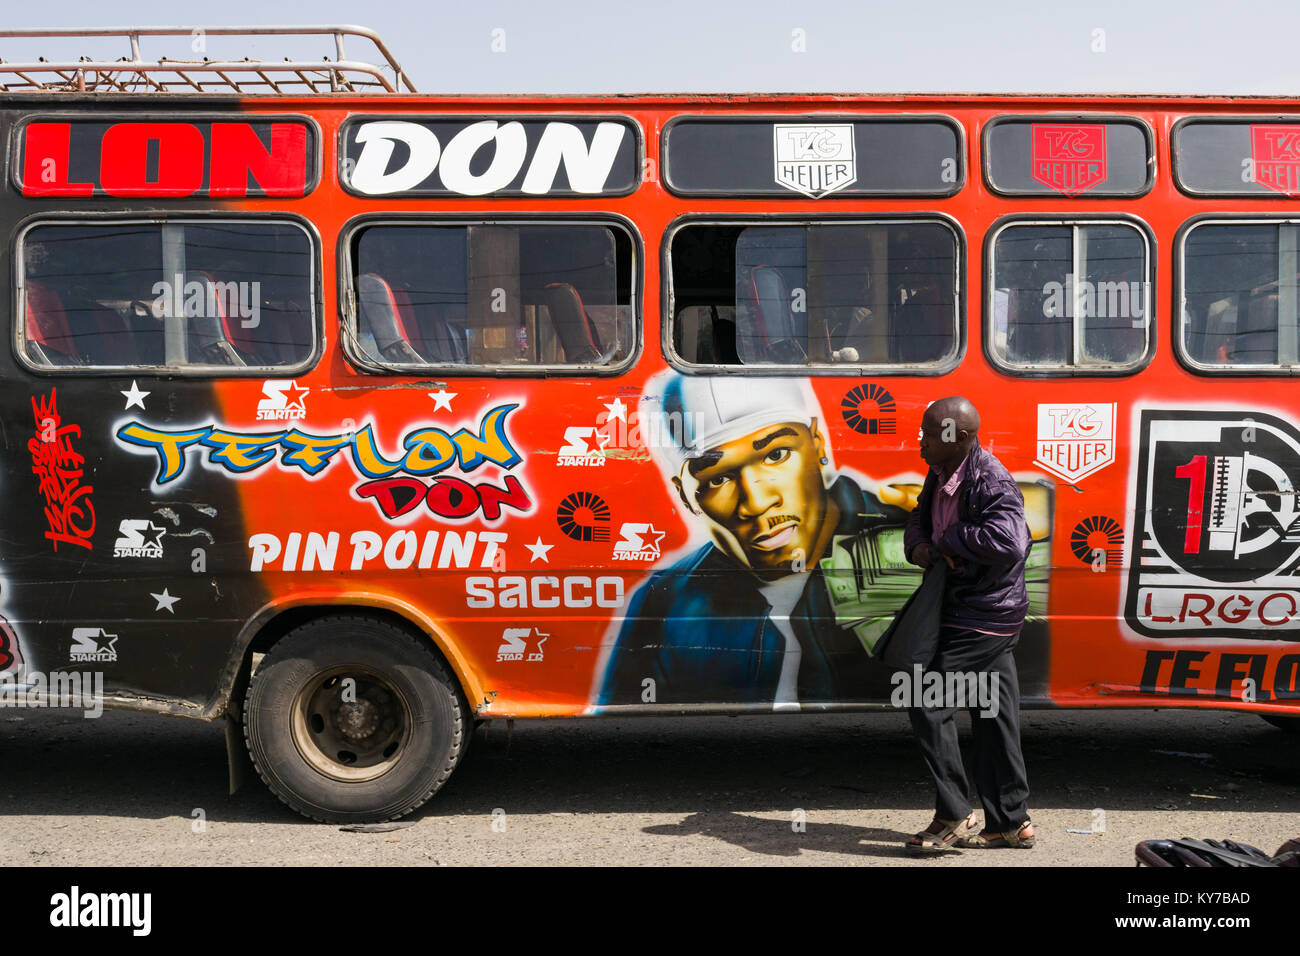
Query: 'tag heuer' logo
612,522,665,561
1030,124,1107,196
1251,125,1300,195
773,124,857,198
113,519,165,558
256,380,309,422
1035,403,1116,483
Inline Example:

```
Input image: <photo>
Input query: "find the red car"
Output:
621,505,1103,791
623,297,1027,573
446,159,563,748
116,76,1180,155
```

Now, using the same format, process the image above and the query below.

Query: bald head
919,396,980,474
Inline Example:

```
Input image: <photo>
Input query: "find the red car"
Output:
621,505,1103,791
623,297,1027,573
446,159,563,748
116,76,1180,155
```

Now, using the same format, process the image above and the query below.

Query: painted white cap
639,371,835,499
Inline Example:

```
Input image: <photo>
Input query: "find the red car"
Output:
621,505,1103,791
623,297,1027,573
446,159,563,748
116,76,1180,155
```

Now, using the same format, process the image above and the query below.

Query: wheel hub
290,668,412,783
336,698,380,740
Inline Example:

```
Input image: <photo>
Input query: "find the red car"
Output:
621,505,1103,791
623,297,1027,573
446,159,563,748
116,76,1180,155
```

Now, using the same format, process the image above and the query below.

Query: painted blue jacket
594,477,904,709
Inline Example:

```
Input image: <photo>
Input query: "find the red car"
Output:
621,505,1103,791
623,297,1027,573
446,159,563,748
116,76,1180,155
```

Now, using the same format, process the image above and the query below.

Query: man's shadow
643,810,921,859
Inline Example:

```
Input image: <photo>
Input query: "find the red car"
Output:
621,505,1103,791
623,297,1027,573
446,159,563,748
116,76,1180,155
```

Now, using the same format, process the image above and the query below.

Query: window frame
981,114,1157,199
982,213,1156,378
336,113,644,199
1170,116,1300,199
661,212,967,377
660,113,967,199
13,212,322,378
337,212,643,378
1174,213,1300,376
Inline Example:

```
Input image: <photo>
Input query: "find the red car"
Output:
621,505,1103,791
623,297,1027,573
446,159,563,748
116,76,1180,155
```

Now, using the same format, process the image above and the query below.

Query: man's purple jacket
903,440,1033,634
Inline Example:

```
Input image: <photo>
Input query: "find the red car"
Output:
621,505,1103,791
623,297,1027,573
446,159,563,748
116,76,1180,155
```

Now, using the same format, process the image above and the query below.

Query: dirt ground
0,705,1296,865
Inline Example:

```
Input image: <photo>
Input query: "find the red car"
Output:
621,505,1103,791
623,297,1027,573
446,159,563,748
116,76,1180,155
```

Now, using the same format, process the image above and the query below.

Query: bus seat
542,282,603,363
1006,287,1069,364
741,265,806,364
1203,298,1238,364
24,280,80,365
1239,292,1280,364
423,302,468,363
357,273,425,364
893,283,948,364
79,304,138,365
184,271,244,366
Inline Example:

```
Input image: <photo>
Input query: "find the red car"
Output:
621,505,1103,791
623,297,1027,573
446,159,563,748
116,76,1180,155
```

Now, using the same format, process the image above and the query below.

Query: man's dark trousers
908,625,1029,831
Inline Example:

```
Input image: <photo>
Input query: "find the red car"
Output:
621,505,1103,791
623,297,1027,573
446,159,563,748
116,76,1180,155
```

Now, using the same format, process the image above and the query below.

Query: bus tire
242,614,468,823
1261,714,1300,734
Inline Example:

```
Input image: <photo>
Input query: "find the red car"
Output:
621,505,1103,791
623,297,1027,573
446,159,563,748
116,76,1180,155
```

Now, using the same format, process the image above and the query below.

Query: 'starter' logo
496,626,548,662
612,522,665,561
256,380,309,421
1030,124,1107,195
556,426,608,466
1035,403,1116,483
1251,125,1300,195
69,627,118,663
773,124,857,198
113,519,165,558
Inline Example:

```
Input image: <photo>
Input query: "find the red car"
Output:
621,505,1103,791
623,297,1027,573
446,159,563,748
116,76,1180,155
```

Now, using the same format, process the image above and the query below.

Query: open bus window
18,220,315,372
668,220,959,370
348,222,635,372
1180,222,1300,370
988,220,1151,372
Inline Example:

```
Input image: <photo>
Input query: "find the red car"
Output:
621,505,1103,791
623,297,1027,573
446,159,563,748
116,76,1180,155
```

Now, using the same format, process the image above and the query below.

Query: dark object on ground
1135,837,1299,867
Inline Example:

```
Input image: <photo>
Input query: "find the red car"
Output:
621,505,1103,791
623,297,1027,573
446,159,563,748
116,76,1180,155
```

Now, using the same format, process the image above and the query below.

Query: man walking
902,396,1035,852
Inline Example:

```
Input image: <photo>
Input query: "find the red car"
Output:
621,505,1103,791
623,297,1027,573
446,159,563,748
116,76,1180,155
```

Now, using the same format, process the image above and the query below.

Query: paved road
0,706,1296,865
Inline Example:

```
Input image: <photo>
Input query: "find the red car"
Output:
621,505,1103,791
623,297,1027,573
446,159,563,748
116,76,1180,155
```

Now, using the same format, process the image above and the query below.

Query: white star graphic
428,389,457,412
603,397,627,421
121,380,150,410
150,588,180,613
525,537,554,563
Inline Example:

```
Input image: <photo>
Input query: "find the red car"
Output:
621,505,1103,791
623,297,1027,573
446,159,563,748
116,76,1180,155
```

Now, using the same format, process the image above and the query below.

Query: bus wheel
1261,715,1300,734
243,615,468,823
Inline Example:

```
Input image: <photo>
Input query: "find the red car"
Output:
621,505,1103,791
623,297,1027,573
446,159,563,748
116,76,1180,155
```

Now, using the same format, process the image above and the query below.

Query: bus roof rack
0,25,417,94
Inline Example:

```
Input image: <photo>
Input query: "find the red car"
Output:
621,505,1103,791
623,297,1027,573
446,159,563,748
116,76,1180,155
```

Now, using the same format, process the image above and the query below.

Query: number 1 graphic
1175,455,1207,554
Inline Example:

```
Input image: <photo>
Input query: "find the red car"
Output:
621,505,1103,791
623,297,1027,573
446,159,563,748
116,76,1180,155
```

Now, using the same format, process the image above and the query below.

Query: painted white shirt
758,572,808,713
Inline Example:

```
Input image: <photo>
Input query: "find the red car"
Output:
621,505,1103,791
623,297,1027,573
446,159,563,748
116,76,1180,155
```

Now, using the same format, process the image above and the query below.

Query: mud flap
225,713,249,796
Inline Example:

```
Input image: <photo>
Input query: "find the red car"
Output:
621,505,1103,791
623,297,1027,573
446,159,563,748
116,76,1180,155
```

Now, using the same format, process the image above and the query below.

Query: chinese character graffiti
28,389,95,551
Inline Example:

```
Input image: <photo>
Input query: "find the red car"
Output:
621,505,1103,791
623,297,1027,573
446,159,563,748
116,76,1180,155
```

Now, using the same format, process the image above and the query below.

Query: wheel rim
290,665,413,782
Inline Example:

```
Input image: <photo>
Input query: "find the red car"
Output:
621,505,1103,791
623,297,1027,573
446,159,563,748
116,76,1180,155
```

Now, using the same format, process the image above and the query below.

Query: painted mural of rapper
591,372,914,711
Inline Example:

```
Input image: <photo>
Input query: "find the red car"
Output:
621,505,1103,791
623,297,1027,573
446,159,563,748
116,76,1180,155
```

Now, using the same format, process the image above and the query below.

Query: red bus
2,26,1297,822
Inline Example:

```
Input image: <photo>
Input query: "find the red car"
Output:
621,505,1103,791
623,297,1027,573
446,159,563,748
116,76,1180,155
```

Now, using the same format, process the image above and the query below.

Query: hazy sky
2,0,1297,96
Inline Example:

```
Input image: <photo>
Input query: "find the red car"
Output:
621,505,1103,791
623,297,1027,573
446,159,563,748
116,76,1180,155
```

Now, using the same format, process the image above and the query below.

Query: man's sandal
956,820,1036,849
905,812,978,854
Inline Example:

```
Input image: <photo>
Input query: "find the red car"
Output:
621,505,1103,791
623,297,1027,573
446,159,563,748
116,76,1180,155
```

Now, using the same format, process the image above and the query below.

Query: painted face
687,422,831,572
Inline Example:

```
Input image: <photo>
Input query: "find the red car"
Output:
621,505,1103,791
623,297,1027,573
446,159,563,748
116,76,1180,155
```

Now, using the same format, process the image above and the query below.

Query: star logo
428,389,457,412
641,524,667,553
603,397,627,421
282,381,310,413
525,537,554,563
121,380,150,410
141,523,167,550
150,588,180,613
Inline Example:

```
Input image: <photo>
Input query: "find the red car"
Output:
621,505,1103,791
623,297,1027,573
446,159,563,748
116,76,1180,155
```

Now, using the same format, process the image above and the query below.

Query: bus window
667,220,960,371
18,220,315,372
988,220,1151,372
1180,221,1300,370
347,222,635,372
